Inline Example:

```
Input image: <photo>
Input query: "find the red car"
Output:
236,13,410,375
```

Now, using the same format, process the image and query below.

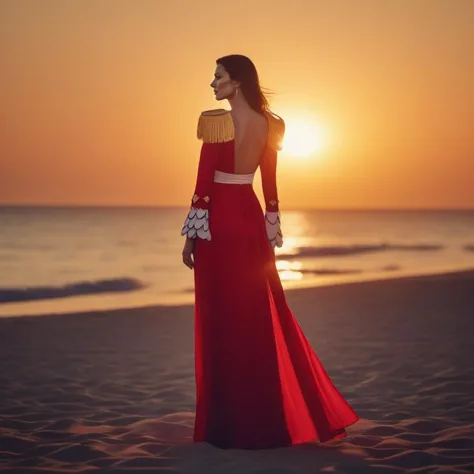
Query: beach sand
1,270,473,473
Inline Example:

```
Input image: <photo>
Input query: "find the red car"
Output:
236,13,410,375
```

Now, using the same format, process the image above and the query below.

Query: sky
1,0,473,209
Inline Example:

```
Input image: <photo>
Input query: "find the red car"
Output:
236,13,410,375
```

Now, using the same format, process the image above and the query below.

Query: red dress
181,109,359,450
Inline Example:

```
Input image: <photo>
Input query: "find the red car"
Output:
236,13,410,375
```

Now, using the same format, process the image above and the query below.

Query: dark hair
216,54,280,120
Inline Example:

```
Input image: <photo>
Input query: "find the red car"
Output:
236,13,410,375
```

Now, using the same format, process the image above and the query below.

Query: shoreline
1,266,474,320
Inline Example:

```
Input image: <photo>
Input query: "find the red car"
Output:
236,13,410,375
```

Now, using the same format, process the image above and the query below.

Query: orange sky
1,0,473,209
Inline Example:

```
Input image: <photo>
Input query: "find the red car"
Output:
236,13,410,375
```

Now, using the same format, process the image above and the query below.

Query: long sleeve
181,142,220,240
260,145,283,248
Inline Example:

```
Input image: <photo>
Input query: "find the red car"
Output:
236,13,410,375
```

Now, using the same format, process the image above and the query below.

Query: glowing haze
1,0,473,209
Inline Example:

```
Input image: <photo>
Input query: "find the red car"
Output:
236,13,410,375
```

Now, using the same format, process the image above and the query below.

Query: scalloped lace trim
181,207,211,240
265,211,283,248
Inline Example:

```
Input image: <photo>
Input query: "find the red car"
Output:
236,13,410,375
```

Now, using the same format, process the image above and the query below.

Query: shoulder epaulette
197,109,234,143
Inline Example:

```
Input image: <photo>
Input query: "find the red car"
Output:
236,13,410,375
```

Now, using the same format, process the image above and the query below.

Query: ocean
1,206,473,317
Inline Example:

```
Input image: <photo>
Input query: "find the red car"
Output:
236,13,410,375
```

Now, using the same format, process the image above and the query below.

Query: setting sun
281,117,326,158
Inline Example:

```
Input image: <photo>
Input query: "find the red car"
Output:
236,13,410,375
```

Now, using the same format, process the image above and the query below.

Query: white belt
214,170,255,184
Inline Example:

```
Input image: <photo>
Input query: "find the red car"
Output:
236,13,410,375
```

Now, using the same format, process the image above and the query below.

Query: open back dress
181,109,359,449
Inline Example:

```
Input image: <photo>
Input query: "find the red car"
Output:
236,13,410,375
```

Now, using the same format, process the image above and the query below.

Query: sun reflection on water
278,270,303,281
276,259,304,281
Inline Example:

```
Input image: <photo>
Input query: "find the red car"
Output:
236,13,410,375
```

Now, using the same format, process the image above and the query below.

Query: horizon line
1,203,473,212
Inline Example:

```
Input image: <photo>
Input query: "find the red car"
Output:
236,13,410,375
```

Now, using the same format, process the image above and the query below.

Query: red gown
181,109,359,450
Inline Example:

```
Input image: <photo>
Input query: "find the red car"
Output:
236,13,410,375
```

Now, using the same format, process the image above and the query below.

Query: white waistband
214,170,255,184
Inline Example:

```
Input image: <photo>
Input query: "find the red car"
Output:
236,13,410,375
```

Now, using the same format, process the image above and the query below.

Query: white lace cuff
181,207,211,240
265,211,283,248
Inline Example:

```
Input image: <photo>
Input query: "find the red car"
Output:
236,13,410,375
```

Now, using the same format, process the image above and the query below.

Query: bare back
231,110,268,174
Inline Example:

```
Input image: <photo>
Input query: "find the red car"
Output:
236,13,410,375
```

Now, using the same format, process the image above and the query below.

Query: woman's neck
227,92,252,115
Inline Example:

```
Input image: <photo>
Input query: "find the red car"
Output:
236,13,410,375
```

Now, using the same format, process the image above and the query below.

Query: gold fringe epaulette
197,108,285,149
266,112,285,151
197,109,234,143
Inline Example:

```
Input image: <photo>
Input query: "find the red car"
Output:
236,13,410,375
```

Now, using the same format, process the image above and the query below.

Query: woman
181,54,359,450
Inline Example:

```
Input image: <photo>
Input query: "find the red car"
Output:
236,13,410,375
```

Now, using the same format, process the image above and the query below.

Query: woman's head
210,54,270,115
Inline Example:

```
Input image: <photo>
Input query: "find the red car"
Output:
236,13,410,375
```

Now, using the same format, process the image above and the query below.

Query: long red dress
181,109,359,450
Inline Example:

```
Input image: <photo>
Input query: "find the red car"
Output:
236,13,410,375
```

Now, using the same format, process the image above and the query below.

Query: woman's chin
214,93,231,101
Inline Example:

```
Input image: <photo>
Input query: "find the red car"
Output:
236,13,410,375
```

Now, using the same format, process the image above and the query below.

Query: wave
0,277,146,304
280,265,401,277
278,243,444,259
297,268,362,276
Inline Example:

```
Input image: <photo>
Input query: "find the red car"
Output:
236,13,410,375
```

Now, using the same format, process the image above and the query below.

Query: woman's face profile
210,64,236,101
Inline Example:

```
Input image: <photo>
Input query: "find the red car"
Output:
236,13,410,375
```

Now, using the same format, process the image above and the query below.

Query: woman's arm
181,109,232,241
260,145,283,248
181,142,219,241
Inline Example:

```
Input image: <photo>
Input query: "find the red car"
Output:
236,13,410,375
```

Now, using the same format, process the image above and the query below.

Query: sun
281,117,326,159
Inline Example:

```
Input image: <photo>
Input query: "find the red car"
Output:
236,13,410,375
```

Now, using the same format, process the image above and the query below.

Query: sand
1,270,473,473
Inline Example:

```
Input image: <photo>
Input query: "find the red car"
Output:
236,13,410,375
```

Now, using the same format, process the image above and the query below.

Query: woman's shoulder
197,109,233,143
264,111,285,151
